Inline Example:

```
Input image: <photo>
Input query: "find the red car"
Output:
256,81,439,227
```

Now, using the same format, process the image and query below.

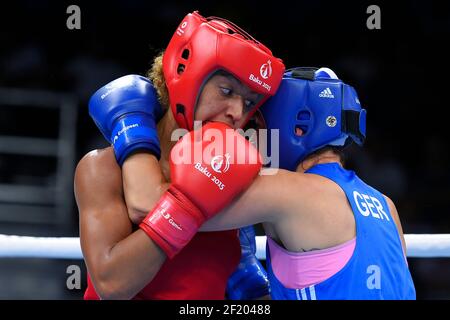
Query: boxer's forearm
200,169,294,231
90,230,167,300
201,173,279,231
122,152,170,224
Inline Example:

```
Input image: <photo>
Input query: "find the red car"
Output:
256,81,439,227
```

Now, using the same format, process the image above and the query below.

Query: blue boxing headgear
259,67,367,171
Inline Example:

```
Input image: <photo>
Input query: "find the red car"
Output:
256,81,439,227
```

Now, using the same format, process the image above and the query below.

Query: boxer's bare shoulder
76,147,118,176
74,146,123,203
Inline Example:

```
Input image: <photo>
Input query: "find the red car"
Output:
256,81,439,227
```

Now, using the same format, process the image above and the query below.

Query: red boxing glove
139,122,262,258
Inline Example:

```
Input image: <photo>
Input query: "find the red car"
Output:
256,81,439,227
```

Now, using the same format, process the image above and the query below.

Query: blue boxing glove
89,74,163,166
226,225,270,300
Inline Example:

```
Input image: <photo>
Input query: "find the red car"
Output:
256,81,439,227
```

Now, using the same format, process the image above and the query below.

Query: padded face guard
260,67,367,171
163,11,285,130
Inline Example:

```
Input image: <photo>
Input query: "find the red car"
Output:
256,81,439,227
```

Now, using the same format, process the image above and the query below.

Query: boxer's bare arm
122,152,170,224
119,152,293,233
201,169,295,231
75,148,166,299
384,195,408,257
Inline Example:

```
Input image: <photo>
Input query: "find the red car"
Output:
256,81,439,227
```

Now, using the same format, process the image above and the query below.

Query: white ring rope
1,234,450,259
0,234,82,259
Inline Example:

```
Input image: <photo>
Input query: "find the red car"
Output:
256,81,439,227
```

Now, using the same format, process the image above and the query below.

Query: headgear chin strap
163,11,285,130
260,67,367,171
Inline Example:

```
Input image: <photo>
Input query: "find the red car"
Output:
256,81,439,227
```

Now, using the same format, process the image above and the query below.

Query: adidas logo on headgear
319,88,334,98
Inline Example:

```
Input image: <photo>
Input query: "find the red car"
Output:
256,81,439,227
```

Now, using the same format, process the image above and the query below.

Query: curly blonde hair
147,52,170,112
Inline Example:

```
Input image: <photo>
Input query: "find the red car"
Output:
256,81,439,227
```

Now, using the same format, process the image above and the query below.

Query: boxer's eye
220,87,232,96
244,99,256,111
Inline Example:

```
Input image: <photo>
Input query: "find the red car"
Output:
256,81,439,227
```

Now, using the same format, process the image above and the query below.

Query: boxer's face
195,72,263,129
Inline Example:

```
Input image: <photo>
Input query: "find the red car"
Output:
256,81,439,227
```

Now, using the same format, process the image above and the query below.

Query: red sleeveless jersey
84,230,241,300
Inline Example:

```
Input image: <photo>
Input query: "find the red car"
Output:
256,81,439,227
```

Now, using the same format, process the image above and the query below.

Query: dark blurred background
0,0,449,299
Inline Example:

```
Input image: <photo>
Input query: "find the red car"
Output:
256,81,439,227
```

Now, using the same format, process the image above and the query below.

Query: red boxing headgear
163,11,285,130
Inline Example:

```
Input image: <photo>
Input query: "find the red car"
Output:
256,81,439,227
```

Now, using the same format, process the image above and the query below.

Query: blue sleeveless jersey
266,163,416,300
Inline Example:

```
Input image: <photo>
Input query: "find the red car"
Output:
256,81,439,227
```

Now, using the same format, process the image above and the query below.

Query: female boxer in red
75,11,284,299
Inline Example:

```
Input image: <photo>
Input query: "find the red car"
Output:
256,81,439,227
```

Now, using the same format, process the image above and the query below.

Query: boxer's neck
296,150,342,173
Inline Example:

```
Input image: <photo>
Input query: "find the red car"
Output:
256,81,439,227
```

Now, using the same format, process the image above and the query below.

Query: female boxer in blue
208,67,416,299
